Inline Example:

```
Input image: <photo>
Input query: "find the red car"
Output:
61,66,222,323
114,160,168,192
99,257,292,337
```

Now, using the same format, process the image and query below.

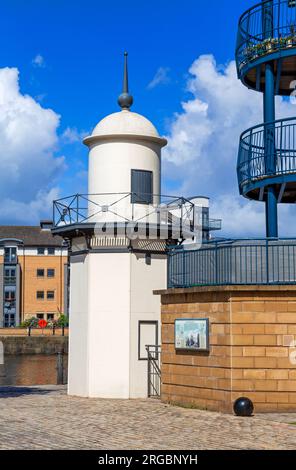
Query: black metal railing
53,193,195,227
168,238,296,288
236,0,296,73
146,345,161,398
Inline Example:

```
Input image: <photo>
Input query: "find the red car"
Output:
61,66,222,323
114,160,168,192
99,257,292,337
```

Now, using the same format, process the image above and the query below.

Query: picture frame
175,318,209,352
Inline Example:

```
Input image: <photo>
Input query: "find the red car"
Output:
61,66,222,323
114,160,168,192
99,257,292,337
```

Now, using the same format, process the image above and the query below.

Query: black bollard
233,397,254,417
56,352,64,385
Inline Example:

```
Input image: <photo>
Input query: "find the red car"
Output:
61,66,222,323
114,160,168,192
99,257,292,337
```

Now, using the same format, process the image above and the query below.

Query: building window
36,291,44,299
37,269,45,277
47,269,55,278
131,169,153,204
48,247,55,255
47,291,55,300
47,313,54,320
4,268,16,285
37,247,45,255
4,290,15,309
4,247,17,263
36,313,44,319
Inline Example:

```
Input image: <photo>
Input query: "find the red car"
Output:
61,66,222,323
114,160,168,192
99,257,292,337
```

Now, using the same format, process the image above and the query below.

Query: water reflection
0,355,68,386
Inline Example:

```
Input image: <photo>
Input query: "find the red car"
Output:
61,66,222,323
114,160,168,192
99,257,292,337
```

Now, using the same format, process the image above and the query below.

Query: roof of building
83,53,167,147
0,226,65,247
87,110,161,139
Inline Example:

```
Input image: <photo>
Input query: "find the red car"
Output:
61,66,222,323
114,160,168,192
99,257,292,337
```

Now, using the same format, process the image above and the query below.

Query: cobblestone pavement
0,385,296,450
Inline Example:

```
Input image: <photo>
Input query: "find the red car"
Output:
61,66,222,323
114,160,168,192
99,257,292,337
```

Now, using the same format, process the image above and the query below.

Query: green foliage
19,314,68,329
19,317,39,328
57,314,69,327
243,32,296,65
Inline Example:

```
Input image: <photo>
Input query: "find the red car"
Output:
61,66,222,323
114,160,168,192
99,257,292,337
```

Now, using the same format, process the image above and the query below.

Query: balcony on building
52,192,200,243
236,0,296,95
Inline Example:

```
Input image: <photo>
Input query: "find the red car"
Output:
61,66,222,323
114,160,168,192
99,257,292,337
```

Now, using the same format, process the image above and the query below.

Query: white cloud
0,67,65,224
0,188,60,224
32,54,46,68
61,126,88,144
163,55,296,237
148,67,170,89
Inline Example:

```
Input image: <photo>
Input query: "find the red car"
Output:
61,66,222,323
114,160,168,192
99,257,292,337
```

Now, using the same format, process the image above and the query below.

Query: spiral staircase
236,0,296,237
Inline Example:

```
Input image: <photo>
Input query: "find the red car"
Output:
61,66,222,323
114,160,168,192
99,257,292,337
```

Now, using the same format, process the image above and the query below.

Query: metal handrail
168,238,296,288
146,345,161,398
237,117,296,188
236,0,296,73
53,192,196,230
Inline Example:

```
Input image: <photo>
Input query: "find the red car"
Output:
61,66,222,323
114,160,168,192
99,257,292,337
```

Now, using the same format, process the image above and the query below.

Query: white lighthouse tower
53,53,197,398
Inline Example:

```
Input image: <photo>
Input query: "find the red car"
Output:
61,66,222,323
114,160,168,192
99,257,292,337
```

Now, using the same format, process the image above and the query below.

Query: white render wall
129,252,166,398
67,253,89,396
68,250,166,398
87,139,161,224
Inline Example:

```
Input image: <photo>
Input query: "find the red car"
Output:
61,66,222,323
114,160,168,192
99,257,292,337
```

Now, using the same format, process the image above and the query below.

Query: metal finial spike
118,52,133,110
123,52,128,93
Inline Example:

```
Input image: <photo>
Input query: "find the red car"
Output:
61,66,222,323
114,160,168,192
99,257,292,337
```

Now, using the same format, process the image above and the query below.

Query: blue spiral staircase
236,0,296,237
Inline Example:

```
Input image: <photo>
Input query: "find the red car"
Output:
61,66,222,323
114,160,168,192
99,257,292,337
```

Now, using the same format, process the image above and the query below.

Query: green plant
57,314,68,327
19,316,39,328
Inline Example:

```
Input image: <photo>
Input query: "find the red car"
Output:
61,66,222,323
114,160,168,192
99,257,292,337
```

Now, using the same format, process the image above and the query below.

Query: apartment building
0,221,68,327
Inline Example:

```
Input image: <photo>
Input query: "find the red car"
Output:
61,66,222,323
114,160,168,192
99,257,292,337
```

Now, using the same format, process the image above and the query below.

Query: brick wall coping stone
154,285,296,296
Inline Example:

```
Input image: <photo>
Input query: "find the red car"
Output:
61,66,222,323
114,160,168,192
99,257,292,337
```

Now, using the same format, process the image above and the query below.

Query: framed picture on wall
175,319,209,352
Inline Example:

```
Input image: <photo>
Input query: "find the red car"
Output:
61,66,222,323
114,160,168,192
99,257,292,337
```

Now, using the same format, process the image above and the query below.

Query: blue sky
2,0,254,131
2,0,296,237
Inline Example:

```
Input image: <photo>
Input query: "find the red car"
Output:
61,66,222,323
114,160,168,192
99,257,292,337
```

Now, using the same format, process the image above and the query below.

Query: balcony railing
53,192,202,240
236,0,296,74
168,238,296,288
4,276,16,285
237,117,296,191
4,256,17,264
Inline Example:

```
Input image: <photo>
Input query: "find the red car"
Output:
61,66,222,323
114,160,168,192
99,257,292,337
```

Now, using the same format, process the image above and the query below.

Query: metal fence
236,0,296,73
237,117,296,190
168,239,296,288
146,345,161,398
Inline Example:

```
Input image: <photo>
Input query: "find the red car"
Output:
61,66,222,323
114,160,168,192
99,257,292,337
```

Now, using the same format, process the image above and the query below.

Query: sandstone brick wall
158,286,296,413
0,328,68,336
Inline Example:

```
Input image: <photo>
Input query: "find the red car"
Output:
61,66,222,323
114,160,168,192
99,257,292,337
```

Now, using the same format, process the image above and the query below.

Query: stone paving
0,385,295,450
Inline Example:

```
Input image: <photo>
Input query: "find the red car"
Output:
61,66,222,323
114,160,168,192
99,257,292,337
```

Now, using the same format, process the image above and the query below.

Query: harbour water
0,354,68,386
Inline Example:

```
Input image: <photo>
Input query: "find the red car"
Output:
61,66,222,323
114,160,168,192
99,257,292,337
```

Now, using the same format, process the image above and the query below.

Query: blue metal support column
263,1,278,238
264,63,278,237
